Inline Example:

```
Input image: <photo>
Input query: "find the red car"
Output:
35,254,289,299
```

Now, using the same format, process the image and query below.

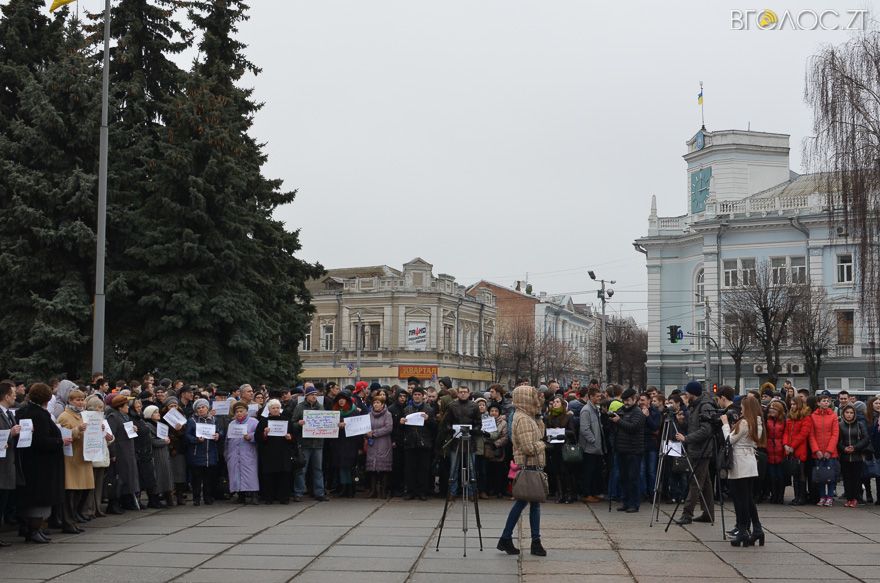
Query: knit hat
159,378,172,388
305,385,319,396
143,405,159,420
369,381,382,392
411,386,425,395
355,381,369,393
110,394,129,409
685,381,703,397
193,398,210,412
819,390,832,398
163,396,179,408
621,388,637,401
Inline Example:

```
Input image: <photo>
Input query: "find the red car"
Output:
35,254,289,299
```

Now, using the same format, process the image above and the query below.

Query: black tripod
649,413,721,537
436,426,483,557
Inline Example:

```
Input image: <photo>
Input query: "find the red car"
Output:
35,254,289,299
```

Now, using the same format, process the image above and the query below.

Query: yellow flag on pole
49,0,77,12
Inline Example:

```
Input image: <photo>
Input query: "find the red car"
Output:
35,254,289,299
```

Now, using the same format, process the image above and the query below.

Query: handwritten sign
212,400,230,416
405,412,426,426
123,421,137,438
343,414,371,437
247,404,259,418
82,412,105,462
156,422,169,440
481,417,497,433
267,420,288,437
195,423,216,440
60,426,73,456
303,410,340,438
17,419,33,448
227,423,248,439
163,408,187,429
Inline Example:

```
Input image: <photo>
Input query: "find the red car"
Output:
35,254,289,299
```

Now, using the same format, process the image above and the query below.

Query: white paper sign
267,420,288,437
261,405,270,418
156,423,169,440
297,395,325,406
212,400,230,416
303,410,340,438
227,423,248,439
0,429,10,458
102,420,112,436
60,426,73,456
195,423,216,440
17,419,33,448
481,417,497,433
662,441,683,457
343,414,371,437
82,412,105,462
546,428,565,443
122,421,137,438
247,404,259,418
163,408,187,429
452,424,471,438
405,412,426,426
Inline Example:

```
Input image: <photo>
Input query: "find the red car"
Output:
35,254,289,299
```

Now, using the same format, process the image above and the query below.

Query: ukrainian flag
698,89,704,106
49,0,76,12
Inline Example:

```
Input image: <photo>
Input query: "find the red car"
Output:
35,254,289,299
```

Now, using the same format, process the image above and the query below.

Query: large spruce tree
0,5,98,380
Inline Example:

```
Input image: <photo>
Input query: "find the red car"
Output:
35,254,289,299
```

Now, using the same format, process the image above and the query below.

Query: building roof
323,265,402,279
466,280,540,302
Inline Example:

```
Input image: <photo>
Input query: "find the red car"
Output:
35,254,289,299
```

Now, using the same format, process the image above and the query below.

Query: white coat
722,417,763,480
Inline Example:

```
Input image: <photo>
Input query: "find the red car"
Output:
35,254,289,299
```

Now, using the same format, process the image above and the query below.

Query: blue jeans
449,445,476,496
294,448,325,498
640,449,658,497
501,499,541,541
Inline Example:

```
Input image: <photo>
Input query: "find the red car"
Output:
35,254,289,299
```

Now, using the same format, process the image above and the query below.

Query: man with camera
674,381,717,525
443,383,482,498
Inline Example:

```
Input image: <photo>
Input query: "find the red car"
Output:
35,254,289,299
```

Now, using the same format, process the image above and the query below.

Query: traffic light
668,325,680,344
713,383,718,393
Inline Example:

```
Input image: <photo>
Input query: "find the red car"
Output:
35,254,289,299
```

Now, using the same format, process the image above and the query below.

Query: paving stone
735,563,853,579
201,554,311,570
415,557,518,574
1,563,80,580
128,541,235,554
410,575,518,583
292,571,408,583
174,569,295,583
95,552,212,568
310,556,417,572
50,565,188,583
223,543,329,556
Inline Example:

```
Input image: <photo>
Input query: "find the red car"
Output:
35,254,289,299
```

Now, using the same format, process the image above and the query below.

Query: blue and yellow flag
697,88,703,106
49,0,77,12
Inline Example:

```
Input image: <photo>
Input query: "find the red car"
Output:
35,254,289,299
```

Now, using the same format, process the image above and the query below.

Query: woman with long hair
722,394,766,547
783,399,813,505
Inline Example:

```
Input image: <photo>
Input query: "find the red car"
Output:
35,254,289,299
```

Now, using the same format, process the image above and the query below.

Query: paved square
1,497,878,582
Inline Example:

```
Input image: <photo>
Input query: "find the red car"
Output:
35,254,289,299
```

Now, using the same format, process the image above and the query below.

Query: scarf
548,406,565,417
66,404,84,414
371,407,386,418
337,402,358,418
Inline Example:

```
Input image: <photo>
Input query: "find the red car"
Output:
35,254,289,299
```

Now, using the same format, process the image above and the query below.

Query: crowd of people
0,373,877,554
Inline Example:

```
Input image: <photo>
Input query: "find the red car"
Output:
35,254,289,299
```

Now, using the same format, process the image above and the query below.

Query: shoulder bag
716,436,733,479
511,466,548,503
562,442,583,464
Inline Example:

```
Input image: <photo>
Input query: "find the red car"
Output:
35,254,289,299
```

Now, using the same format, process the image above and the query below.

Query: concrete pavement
2,497,879,583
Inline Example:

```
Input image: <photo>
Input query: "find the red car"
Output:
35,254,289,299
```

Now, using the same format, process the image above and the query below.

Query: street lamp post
589,270,615,386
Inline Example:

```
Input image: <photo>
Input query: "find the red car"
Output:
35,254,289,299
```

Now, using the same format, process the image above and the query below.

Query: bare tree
805,33,880,344
602,316,647,388
721,309,755,389
722,261,803,385
494,316,535,385
790,284,836,392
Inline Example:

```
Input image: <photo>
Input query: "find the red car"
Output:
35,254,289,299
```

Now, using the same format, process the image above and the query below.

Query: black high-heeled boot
749,525,765,547
730,528,751,547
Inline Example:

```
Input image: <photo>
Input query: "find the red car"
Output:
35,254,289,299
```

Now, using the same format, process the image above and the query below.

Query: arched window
695,268,705,305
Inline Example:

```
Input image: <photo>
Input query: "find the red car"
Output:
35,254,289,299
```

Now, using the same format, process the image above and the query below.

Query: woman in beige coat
722,394,766,547
57,389,95,531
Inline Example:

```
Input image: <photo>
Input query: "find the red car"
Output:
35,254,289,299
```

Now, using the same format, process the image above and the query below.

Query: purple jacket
225,417,259,493
366,409,393,472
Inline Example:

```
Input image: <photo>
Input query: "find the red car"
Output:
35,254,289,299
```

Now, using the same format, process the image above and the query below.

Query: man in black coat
610,388,646,513
401,387,435,500
443,384,482,498
674,381,717,524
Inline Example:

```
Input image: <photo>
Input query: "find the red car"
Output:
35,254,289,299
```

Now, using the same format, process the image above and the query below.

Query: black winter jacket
684,392,717,460
615,404,646,455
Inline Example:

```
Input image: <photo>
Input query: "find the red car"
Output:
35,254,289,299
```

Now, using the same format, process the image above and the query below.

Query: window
695,321,706,350
825,377,843,391
299,331,311,352
484,332,493,352
362,323,380,350
790,256,806,284
723,260,738,287
695,269,705,304
837,310,854,345
771,257,787,285
443,324,454,352
321,324,334,351
413,272,424,287
849,377,866,390
837,254,853,284
741,258,756,286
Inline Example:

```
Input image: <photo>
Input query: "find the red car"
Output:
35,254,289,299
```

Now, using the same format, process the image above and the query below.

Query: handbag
863,455,880,479
511,467,548,503
812,458,839,484
716,436,733,478
290,441,306,470
562,443,583,464
670,455,688,474
782,454,802,478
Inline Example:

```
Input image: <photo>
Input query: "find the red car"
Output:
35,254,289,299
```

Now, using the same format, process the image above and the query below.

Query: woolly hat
369,381,382,392
304,385,319,396
110,394,129,409
685,381,703,397
163,396,180,408
411,385,425,395
143,405,159,420
355,381,369,393
193,398,209,412
621,387,637,401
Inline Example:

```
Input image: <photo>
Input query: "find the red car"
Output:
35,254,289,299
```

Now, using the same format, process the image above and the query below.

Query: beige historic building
300,258,497,390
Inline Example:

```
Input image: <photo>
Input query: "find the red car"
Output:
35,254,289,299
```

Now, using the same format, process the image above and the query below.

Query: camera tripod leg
436,487,452,551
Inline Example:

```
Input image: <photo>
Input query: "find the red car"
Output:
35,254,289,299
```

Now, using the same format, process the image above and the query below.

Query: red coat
809,408,839,458
783,415,813,462
765,416,786,464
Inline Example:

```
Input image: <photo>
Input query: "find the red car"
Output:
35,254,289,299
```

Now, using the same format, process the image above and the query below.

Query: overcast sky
76,0,877,324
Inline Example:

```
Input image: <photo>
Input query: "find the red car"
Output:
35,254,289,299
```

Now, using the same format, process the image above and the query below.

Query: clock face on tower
690,167,711,214
695,131,705,150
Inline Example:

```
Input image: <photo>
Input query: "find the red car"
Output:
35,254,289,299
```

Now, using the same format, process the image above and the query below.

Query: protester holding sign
365,396,393,499
330,391,364,498
57,389,94,529
256,399,295,504
14,383,69,543
106,394,141,514
160,397,189,506
226,402,260,504
292,386,329,502
0,381,19,546
130,399,161,509
185,399,222,506
144,405,174,508
401,386,435,500
82,396,112,519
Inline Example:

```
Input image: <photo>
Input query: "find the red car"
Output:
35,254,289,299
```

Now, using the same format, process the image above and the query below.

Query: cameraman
443,384,482,498
674,381,717,525
717,386,738,422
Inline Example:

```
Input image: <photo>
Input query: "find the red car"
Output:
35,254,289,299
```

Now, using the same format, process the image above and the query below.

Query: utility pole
91,0,112,375
589,271,615,386
355,313,363,383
